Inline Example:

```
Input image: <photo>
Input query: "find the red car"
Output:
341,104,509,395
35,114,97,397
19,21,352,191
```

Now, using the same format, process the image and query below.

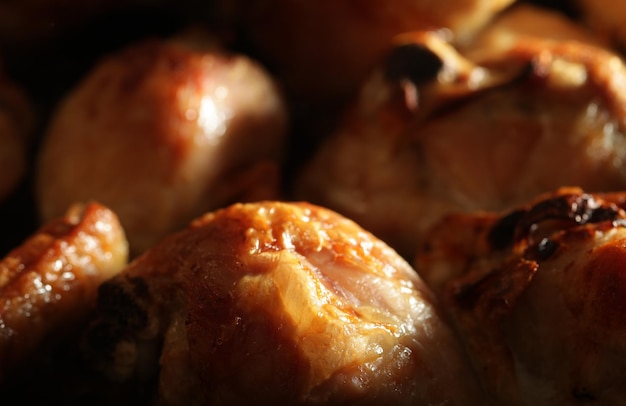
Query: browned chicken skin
36,29,288,257
6,2,626,404
82,201,485,405
295,5,626,259
415,187,626,404
0,202,128,385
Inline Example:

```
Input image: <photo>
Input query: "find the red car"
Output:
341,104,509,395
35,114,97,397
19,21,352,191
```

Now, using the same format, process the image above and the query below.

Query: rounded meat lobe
565,237,626,345
294,6,626,260
36,29,288,257
83,201,485,405
0,202,128,384
415,188,626,404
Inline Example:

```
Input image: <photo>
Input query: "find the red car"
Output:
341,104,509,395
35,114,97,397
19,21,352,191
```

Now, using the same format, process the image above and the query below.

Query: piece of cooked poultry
0,202,128,386
81,201,485,405
294,5,626,260
219,0,515,114
35,28,289,257
414,187,626,404
0,62,34,203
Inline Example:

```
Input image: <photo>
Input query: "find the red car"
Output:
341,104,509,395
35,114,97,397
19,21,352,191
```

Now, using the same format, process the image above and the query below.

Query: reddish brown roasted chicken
0,202,128,386
295,5,626,260
415,187,626,404
81,201,485,405
35,28,288,257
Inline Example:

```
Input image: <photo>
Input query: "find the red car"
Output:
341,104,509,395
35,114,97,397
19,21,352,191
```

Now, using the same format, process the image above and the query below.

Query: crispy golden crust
0,202,128,383
36,31,288,256
416,188,626,404
83,201,484,405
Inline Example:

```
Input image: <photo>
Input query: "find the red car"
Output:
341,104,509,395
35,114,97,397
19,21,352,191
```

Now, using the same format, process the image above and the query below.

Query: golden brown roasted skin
221,0,514,110
36,30,288,257
0,202,128,384
415,188,626,404
295,6,626,259
82,201,485,405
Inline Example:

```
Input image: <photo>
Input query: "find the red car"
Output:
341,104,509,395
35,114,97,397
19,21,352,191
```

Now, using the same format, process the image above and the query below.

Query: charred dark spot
536,237,558,259
453,278,488,311
516,193,621,240
453,268,505,311
526,237,559,261
82,319,132,358
562,193,619,224
129,276,150,299
97,278,150,331
384,43,443,85
572,386,597,402
488,209,524,250
588,205,621,223
524,193,584,225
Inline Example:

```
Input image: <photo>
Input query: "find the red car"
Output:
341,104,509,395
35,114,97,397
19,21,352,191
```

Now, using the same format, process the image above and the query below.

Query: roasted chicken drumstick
0,202,128,386
82,201,485,405
416,187,626,404
36,29,288,257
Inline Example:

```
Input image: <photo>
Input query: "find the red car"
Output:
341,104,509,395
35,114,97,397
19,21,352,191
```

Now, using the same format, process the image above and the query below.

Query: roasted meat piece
220,0,514,111
36,29,288,257
294,6,626,259
0,202,128,385
81,201,485,405
415,187,626,404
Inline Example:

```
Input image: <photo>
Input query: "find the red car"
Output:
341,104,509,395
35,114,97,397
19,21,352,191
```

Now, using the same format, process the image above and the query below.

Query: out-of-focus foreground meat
81,201,485,405
36,29,288,257
220,0,515,111
0,202,128,386
0,64,34,203
415,187,626,404
294,5,626,259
